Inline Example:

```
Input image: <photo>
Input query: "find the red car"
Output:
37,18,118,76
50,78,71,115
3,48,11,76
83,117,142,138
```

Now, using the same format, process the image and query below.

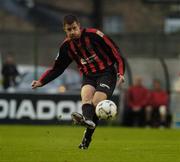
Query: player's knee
92,97,104,107
92,92,107,107
82,98,92,105
92,99,99,107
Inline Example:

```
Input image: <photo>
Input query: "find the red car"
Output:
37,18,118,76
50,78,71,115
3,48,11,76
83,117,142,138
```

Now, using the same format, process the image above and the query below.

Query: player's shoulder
85,28,105,37
86,28,97,33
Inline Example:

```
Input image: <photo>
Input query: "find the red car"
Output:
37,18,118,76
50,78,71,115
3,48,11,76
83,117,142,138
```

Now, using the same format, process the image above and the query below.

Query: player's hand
117,75,125,87
31,80,43,89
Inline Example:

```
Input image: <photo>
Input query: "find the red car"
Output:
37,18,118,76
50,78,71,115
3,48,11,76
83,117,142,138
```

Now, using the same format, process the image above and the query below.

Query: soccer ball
95,100,117,120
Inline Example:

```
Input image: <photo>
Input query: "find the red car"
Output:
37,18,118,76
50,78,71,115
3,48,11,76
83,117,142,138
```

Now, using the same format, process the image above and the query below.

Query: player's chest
69,39,95,56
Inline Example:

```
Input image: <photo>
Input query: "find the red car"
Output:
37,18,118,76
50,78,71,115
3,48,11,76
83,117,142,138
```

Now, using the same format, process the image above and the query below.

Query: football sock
82,103,95,120
85,114,99,139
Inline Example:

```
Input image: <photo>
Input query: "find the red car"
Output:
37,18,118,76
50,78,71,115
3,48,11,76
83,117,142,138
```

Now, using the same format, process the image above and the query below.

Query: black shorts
82,65,117,99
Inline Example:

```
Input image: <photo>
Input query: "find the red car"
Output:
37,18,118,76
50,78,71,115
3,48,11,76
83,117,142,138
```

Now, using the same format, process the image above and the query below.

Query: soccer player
31,14,125,149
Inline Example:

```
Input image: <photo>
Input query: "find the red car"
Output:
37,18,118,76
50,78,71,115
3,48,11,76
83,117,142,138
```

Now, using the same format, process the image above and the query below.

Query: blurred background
0,0,180,128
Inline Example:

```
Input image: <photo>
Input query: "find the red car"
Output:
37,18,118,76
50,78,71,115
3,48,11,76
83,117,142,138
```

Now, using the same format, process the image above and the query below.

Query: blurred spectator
145,79,169,128
1,55,19,90
123,76,149,127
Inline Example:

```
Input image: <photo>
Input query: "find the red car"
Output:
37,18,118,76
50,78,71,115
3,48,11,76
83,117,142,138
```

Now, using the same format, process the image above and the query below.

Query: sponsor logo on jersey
80,54,97,65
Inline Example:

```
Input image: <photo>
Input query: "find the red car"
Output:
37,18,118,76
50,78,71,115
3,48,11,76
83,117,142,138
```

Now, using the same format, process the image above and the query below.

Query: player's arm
88,29,125,84
31,44,73,89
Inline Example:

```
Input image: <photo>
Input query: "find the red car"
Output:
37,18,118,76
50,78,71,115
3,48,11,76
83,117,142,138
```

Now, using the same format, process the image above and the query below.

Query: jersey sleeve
87,29,125,76
38,43,73,86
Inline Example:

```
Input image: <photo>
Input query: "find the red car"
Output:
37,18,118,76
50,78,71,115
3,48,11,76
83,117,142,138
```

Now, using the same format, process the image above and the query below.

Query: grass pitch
0,125,180,162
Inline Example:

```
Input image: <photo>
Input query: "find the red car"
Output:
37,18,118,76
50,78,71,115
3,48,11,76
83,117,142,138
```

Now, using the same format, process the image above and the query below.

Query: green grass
0,125,180,162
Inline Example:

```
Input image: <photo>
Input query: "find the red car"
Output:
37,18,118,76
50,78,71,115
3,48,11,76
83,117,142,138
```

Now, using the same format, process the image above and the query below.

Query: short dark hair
63,14,79,26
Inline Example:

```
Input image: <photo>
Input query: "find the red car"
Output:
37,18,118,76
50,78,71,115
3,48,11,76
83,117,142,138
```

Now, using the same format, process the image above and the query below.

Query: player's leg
79,91,107,149
77,85,98,149
79,68,117,149
84,91,107,141
81,84,96,121
86,91,107,131
78,113,99,149
71,84,96,129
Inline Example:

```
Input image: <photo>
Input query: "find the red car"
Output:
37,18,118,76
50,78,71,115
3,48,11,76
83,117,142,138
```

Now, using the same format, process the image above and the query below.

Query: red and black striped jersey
39,28,125,85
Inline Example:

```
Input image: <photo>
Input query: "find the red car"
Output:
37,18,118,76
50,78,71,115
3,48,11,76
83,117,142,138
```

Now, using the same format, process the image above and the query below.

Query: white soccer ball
95,100,117,120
